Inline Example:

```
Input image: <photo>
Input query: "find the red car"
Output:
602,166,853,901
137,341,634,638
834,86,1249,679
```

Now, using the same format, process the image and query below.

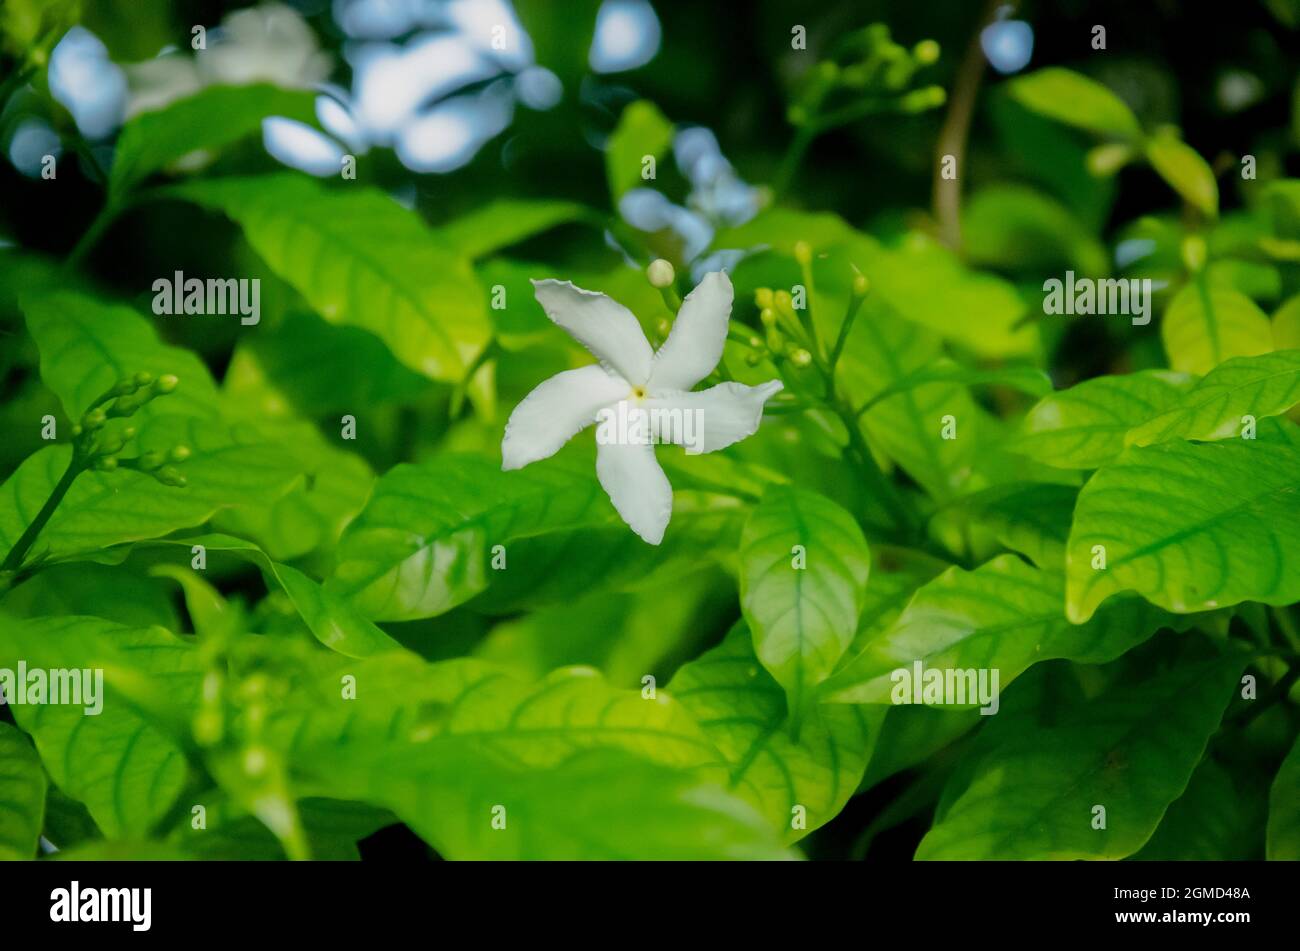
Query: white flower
502,271,783,545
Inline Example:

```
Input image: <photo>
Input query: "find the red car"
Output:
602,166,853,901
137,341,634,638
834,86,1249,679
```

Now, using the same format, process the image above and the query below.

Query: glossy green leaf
916,656,1243,859
1066,418,1300,621
1161,279,1273,375
1127,349,1300,445
329,454,618,620
1010,369,1193,469
739,486,869,722
0,415,303,564
263,651,789,858
668,623,884,840
1267,733,1300,860
21,287,219,419
1133,756,1265,860
134,533,403,658
110,84,315,198
606,100,674,200
170,174,489,382
1005,67,1142,140
822,554,1178,704
855,359,1052,415
438,199,593,259
0,615,199,838
955,482,1078,570
1145,133,1219,217
0,722,46,859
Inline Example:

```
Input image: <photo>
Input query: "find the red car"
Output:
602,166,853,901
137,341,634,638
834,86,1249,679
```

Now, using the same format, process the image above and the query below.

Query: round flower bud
913,39,940,65
646,259,676,288
153,374,179,395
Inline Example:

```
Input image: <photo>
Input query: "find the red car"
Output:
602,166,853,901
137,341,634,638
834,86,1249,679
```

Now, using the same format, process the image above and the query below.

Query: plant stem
827,290,866,374
64,200,121,270
0,450,83,573
931,0,1006,249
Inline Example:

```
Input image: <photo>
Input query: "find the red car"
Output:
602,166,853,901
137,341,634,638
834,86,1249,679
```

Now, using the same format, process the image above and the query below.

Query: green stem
0,450,83,573
828,290,866,374
65,200,121,270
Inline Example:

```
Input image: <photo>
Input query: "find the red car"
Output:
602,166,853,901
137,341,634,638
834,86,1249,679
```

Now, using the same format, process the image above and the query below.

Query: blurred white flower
503,272,782,544
618,125,764,282
589,0,661,73
124,3,331,119
48,27,128,139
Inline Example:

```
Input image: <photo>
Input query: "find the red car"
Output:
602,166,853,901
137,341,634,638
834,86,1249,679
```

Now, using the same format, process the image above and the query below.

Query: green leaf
1145,133,1219,217
0,722,46,860
1127,350,1300,445
1133,756,1265,860
0,416,303,564
855,359,1053,415
170,174,489,382
916,656,1243,859
468,499,743,614
3,562,179,630
438,199,593,259
265,652,790,858
328,454,616,620
821,554,1178,704
110,84,315,199
1268,733,1300,860
739,486,870,723
1066,418,1300,621
668,623,884,840
0,615,199,838
1005,67,1142,140
605,100,674,200
963,184,1110,275
1275,294,1300,349
1009,369,1193,469
21,288,219,420
955,482,1078,570
1161,279,1273,374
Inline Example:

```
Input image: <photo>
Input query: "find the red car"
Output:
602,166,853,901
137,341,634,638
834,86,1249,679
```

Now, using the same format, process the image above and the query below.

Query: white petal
595,438,672,544
531,280,654,385
502,365,629,470
645,379,783,454
648,271,733,391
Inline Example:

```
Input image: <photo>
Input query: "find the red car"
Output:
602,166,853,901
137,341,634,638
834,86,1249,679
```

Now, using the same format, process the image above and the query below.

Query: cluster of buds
788,24,944,129
71,372,190,487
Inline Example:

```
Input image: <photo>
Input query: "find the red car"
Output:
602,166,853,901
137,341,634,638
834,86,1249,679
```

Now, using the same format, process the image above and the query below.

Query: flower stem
0,449,83,574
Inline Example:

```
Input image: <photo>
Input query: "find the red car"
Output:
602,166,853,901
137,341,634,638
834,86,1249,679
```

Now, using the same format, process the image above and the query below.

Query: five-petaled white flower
502,271,783,545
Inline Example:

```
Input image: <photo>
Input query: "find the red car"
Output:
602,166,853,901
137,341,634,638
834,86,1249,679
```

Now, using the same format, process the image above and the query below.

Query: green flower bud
744,351,763,367
97,433,126,455
138,451,165,471
70,423,83,438
791,348,813,368
759,307,777,327
93,455,118,472
913,39,940,66
655,317,671,338
1181,235,1208,273
156,465,187,487
81,408,107,430
169,445,191,462
133,371,154,387
112,377,137,396
794,240,812,266
754,287,774,309
852,273,870,297
154,374,179,395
